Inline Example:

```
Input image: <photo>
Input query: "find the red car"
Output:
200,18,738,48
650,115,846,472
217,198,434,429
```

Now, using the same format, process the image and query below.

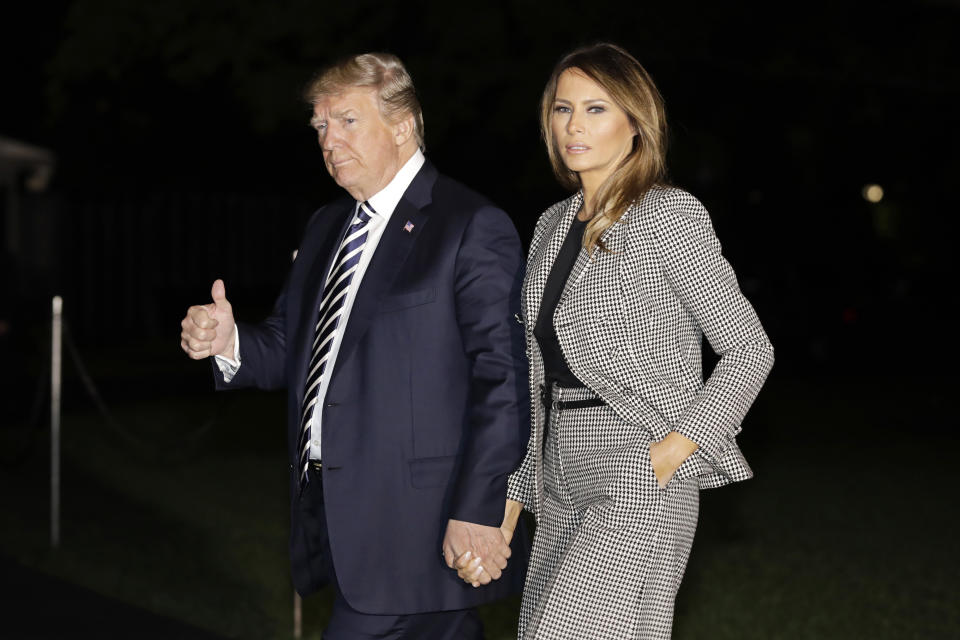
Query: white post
50,295,62,548
293,592,302,639
292,245,302,640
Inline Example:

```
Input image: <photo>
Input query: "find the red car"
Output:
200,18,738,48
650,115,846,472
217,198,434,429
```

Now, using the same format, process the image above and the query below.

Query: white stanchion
293,592,302,639
291,248,301,639
50,295,62,548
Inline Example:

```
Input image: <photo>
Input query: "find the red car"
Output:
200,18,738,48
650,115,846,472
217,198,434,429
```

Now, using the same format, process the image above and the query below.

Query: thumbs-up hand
180,279,237,360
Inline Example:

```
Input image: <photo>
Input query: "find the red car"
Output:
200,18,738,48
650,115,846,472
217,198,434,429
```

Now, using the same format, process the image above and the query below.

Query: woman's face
551,68,636,192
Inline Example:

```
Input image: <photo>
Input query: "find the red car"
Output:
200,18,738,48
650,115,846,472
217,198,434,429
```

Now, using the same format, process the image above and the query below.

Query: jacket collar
526,190,632,321
329,159,436,368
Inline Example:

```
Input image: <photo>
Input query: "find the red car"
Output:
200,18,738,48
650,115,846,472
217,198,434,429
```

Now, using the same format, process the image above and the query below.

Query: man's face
311,87,402,202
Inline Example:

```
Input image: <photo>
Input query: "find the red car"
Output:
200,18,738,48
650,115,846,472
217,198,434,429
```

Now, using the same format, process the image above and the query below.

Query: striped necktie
297,201,374,490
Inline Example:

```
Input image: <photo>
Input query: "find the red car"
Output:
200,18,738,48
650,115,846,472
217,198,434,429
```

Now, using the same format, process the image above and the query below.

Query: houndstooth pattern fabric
508,186,774,512
506,186,773,638
517,384,699,639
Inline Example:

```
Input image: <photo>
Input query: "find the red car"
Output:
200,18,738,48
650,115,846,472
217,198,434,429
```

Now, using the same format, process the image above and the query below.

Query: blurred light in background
26,164,53,192
862,183,884,203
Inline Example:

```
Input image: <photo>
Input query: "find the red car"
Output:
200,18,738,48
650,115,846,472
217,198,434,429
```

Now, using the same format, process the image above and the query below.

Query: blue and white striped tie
297,201,374,490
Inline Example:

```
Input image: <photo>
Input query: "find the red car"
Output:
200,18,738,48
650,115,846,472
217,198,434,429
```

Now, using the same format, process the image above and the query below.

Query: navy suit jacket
216,160,530,614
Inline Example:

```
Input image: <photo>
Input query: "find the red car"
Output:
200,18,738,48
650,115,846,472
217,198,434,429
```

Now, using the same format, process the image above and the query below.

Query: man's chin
329,168,355,186
331,176,354,191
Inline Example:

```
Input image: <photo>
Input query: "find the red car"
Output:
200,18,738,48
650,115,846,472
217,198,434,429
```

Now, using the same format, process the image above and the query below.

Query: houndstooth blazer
507,186,774,516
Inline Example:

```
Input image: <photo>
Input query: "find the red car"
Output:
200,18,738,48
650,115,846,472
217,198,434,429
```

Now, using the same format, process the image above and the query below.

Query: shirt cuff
213,328,241,382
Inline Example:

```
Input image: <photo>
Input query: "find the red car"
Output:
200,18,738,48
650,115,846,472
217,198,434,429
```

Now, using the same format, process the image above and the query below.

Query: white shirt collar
364,149,426,220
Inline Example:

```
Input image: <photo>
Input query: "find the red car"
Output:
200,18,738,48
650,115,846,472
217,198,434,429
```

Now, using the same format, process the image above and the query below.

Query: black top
534,216,589,388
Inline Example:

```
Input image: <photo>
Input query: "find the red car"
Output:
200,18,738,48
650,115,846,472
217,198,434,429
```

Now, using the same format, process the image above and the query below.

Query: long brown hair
541,43,668,251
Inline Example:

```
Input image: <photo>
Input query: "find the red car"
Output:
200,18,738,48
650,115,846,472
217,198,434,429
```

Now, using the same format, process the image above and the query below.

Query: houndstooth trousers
518,384,699,640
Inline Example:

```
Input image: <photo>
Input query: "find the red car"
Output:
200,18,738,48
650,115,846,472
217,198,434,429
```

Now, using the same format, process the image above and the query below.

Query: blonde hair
541,43,668,252
305,52,426,151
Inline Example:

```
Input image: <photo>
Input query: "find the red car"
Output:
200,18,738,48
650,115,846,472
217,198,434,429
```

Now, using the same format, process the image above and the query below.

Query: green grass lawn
1,371,956,639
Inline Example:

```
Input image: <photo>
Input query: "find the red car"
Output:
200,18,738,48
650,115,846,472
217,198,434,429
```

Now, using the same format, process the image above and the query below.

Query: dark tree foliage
2,0,958,373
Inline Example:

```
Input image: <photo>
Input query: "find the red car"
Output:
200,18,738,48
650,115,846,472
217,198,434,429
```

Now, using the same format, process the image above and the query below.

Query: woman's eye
588,106,605,113
553,105,570,114
345,118,356,124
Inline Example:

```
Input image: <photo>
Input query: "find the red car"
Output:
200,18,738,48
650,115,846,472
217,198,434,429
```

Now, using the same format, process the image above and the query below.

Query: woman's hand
454,500,523,587
649,432,699,488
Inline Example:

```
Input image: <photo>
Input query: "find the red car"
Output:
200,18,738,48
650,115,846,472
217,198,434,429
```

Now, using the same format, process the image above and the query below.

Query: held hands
452,520,516,587
443,519,511,588
451,500,523,587
180,279,236,360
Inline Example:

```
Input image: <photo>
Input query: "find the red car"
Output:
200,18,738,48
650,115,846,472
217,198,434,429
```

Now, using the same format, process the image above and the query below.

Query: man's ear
393,113,416,147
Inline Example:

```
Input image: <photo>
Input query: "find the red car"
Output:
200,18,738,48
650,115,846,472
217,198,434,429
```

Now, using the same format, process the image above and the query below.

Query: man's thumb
211,279,229,308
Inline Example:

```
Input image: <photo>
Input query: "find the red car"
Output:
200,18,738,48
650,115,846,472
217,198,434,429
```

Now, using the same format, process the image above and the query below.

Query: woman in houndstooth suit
455,43,774,638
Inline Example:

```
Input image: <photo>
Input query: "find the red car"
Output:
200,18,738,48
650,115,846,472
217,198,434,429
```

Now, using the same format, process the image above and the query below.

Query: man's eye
345,118,356,124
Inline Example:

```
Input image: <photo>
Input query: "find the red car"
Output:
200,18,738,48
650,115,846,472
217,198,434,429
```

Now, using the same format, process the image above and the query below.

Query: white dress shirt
216,149,426,461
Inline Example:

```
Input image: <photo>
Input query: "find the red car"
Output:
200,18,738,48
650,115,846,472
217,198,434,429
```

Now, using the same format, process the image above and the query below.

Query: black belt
539,383,606,411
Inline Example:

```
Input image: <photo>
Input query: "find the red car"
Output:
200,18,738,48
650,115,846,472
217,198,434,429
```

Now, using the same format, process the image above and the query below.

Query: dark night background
1,1,958,638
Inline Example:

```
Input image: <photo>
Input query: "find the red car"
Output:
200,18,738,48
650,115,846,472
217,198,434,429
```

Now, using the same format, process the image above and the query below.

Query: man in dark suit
179,52,528,639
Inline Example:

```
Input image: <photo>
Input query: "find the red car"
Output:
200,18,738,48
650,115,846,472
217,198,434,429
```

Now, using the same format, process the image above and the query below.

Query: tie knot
357,201,375,223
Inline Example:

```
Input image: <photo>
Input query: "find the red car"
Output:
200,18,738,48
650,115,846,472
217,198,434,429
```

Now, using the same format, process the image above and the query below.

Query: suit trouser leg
323,592,483,640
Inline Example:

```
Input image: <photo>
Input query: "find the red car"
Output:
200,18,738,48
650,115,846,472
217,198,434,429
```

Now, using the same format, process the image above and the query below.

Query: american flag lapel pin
403,220,415,233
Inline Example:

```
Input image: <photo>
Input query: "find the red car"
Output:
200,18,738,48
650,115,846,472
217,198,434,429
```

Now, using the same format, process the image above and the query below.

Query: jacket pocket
670,449,705,485
409,455,458,489
379,288,437,313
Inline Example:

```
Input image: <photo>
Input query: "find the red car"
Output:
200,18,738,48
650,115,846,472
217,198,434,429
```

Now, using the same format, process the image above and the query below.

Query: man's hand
453,500,523,587
180,279,236,360
442,519,511,587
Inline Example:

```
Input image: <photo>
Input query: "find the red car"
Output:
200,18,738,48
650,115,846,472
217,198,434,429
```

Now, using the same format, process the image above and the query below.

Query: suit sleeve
651,192,774,463
212,279,289,392
449,205,530,526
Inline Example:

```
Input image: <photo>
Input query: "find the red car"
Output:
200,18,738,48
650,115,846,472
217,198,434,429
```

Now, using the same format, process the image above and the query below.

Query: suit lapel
333,163,436,368
554,200,632,318
559,245,593,302
293,199,357,405
525,192,582,324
